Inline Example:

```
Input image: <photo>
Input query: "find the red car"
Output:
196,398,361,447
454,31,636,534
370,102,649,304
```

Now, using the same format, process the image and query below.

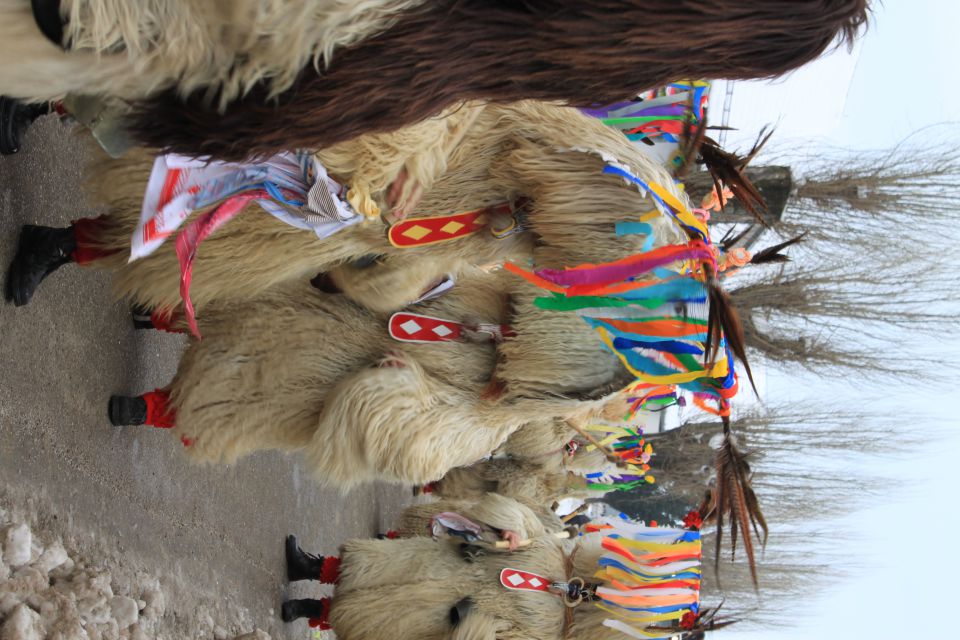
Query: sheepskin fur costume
397,492,567,540
160,255,641,488
432,419,615,508
164,269,562,489
74,101,686,325
0,0,425,104
331,498,620,640
0,0,867,160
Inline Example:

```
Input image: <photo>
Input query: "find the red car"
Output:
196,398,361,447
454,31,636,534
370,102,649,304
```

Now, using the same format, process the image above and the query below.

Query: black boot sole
5,225,74,306
108,396,147,426
281,599,326,623
285,535,299,582
285,535,318,582
0,97,22,155
131,304,155,330
280,600,297,623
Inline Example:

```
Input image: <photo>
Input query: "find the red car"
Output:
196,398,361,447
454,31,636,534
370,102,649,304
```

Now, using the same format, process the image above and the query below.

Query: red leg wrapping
71,216,120,265
142,389,176,429
307,598,332,629
150,307,185,333
319,556,341,585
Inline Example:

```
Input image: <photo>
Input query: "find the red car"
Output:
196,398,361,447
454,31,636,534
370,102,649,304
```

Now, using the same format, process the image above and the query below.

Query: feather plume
706,281,756,396
703,419,768,590
718,224,755,253
676,599,740,640
673,99,709,181
748,233,806,265
696,128,774,225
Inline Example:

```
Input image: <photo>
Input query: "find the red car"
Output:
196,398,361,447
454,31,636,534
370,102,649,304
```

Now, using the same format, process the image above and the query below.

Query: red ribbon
176,191,268,338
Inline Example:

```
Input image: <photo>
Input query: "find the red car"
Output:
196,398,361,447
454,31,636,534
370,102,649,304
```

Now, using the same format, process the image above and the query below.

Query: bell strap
388,202,518,248
389,312,514,344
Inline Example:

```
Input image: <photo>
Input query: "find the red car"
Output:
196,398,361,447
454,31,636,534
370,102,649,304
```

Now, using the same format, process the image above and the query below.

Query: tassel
346,183,380,219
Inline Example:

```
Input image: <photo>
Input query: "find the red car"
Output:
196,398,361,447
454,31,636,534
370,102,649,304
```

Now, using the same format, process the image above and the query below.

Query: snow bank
0,513,270,640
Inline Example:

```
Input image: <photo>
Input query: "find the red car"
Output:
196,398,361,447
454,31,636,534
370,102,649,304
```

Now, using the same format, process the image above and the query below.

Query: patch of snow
0,501,271,640
2,526,31,568
231,631,271,640
0,604,42,640
108,597,138,630
36,542,68,574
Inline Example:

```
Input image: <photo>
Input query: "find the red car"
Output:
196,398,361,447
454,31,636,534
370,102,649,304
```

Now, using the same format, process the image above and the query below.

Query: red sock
319,556,341,585
307,598,332,630
150,307,185,333
141,389,176,429
421,482,437,494
71,216,120,265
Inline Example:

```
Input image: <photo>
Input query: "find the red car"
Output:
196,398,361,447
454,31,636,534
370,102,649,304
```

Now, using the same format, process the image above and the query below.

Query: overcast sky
710,2,960,638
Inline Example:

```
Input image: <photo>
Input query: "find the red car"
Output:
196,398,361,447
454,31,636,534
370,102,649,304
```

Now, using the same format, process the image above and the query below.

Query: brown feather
697,135,769,224
707,281,757,396
673,101,709,181
730,455,759,589
749,232,807,265
712,433,727,586
705,420,767,591
719,224,755,253
743,482,770,548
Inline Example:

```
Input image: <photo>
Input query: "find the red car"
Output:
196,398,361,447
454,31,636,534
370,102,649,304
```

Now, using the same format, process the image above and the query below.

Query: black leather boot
108,396,147,427
131,304,155,330
285,535,325,582
6,224,76,306
281,598,327,623
0,97,50,155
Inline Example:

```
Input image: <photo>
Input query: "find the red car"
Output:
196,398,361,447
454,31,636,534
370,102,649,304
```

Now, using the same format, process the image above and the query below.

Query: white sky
710,1,960,638
714,0,960,152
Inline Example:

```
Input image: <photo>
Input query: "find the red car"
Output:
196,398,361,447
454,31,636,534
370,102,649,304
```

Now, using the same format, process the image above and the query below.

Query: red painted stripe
158,168,182,208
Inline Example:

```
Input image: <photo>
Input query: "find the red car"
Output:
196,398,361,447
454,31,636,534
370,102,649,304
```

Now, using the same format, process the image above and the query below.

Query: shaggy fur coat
0,0,424,103
396,492,566,540
333,499,619,640
80,100,685,326
1,0,867,160
2,2,865,159
433,419,616,508
166,269,565,488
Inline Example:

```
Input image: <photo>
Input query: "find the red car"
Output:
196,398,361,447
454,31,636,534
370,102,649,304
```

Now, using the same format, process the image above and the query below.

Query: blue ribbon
602,165,707,242
264,181,305,207
613,337,703,355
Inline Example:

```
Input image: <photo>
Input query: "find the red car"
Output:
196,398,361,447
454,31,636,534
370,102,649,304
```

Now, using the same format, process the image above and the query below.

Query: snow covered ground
1,488,271,640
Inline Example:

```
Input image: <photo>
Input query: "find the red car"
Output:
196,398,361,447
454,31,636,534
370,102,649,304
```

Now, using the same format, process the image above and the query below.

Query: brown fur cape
128,0,869,159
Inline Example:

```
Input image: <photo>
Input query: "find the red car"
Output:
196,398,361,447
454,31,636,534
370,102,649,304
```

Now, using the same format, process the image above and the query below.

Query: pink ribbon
175,191,269,338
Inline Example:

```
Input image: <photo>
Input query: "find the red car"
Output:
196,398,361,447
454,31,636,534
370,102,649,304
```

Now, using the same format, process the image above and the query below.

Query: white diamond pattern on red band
399,319,422,335
499,568,551,593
